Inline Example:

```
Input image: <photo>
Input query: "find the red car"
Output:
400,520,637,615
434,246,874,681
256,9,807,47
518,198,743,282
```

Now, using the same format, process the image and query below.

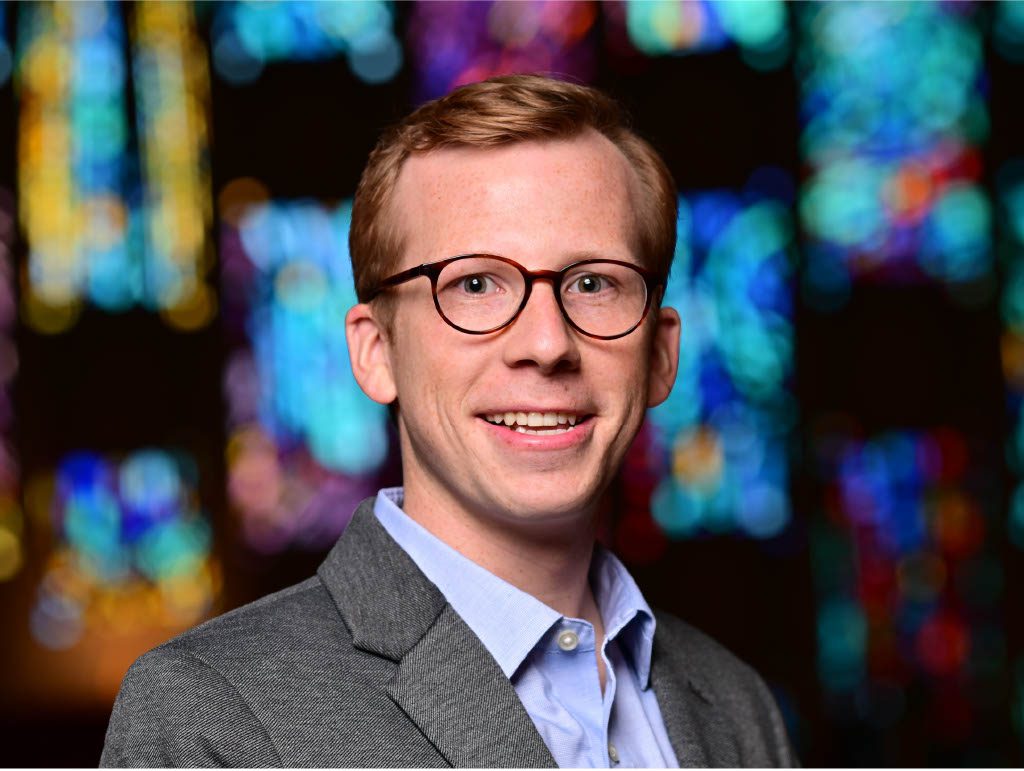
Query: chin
485,481,599,526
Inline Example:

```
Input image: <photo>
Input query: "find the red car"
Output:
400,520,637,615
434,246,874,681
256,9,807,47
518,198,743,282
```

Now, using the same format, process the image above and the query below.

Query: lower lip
477,417,595,451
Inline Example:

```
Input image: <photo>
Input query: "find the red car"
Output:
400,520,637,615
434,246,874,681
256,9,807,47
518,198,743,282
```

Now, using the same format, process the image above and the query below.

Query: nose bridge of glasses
521,267,564,304
506,278,578,352
525,267,564,283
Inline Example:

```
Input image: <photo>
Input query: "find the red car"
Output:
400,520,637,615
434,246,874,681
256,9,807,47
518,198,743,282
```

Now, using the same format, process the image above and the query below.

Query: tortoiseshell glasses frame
365,253,664,340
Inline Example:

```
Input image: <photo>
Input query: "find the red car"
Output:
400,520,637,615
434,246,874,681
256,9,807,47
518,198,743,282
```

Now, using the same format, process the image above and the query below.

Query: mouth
478,410,594,435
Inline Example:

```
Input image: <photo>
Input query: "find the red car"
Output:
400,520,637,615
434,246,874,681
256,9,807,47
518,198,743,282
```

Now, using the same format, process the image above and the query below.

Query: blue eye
460,275,491,294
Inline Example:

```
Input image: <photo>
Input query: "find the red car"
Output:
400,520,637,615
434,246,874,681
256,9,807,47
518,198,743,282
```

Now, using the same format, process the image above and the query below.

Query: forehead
389,131,640,267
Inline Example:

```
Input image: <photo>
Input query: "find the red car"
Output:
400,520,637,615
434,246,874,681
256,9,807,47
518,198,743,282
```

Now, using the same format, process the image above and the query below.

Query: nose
501,279,581,374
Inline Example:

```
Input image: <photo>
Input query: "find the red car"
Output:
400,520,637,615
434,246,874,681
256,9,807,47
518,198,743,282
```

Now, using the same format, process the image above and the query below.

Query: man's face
362,131,679,533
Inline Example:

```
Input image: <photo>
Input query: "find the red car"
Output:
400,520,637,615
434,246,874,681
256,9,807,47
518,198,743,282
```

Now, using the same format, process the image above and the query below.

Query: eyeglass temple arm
365,264,432,301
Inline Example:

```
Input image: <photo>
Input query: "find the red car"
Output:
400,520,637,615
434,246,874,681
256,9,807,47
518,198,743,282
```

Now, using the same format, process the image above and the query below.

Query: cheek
390,331,486,424
389,304,447,392
602,342,651,401
600,345,653,442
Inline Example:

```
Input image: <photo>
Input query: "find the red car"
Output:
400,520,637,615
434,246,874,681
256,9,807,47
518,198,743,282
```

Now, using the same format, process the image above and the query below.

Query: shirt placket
549,618,620,768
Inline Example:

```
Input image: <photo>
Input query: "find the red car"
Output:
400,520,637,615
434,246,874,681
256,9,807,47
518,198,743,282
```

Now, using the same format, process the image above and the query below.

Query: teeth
483,412,588,429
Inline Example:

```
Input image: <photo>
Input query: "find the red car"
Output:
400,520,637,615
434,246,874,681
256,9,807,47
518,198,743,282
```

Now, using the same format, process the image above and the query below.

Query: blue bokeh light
211,1,402,86
649,179,795,540
797,3,991,306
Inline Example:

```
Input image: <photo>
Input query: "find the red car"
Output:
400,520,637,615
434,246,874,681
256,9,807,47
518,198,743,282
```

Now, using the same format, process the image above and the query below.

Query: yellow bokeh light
135,0,215,329
158,561,218,624
0,495,22,531
21,288,81,335
160,281,217,332
0,527,23,581
17,1,215,331
673,427,725,490
25,471,56,530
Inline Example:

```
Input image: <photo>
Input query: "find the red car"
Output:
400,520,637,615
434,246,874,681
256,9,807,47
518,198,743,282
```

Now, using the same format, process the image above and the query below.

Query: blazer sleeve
100,648,282,768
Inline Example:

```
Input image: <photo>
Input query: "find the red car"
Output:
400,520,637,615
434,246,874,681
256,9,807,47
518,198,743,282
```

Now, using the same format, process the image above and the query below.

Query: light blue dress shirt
373,487,680,768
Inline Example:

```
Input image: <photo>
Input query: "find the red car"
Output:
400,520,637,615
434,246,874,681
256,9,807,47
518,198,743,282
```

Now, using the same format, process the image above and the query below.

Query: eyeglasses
366,254,663,340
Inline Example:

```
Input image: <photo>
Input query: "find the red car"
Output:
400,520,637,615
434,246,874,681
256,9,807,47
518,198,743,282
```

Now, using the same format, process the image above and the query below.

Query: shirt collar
589,542,657,687
373,487,657,686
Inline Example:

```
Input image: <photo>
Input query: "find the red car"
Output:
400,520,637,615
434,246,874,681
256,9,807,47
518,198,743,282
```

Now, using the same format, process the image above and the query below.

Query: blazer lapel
650,620,740,767
386,604,556,768
318,499,555,768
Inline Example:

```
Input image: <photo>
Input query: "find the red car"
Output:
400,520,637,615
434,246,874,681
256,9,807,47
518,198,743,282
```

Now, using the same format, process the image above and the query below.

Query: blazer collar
317,497,557,768
317,496,446,660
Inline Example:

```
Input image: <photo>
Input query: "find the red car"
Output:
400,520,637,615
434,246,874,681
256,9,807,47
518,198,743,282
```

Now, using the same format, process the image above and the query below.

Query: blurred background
0,0,1021,766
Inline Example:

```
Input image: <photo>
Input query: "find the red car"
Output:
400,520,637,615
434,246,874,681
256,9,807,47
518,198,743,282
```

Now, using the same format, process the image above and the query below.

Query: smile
480,411,592,435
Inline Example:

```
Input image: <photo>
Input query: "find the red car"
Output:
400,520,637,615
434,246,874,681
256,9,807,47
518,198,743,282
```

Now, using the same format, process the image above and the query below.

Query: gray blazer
100,498,797,767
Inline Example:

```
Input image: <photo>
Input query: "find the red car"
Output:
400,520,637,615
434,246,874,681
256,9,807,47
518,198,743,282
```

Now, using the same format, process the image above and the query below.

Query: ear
345,303,398,406
647,305,681,408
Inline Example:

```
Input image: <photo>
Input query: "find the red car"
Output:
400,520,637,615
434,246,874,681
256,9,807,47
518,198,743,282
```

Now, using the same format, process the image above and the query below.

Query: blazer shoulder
158,576,346,663
101,644,282,767
102,576,363,768
652,609,800,767
107,573,432,765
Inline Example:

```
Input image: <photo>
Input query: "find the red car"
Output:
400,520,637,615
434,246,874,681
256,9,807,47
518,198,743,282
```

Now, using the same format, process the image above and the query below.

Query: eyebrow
557,249,638,266
428,249,639,269
563,249,629,259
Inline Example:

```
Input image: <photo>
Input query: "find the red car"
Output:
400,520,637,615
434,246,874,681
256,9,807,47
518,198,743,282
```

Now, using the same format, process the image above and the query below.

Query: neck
400,474,602,623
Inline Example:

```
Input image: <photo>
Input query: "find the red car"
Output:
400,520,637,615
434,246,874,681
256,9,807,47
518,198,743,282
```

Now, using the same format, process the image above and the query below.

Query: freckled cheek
421,353,486,434
591,342,648,395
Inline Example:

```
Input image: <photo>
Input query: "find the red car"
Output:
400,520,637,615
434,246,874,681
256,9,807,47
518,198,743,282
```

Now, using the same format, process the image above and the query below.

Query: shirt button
608,741,620,764
557,630,579,651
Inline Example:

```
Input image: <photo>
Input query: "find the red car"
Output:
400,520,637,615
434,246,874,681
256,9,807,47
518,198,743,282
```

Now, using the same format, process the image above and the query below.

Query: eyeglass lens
435,256,648,337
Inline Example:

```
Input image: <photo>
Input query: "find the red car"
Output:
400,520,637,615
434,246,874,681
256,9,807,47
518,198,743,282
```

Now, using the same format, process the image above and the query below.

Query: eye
459,275,494,294
569,274,607,293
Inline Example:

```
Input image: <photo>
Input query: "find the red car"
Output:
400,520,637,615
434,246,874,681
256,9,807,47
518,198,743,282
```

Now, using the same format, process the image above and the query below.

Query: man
101,75,797,768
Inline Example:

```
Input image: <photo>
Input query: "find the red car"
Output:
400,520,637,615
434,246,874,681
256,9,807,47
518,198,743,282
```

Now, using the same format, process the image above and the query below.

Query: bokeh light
796,3,991,309
812,427,1004,741
617,173,796,552
132,2,216,331
210,1,402,86
15,1,214,333
604,0,789,70
29,449,219,650
2,2,1023,765
996,162,1024,557
994,1,1024,64
220,191,390,553
0,4,12,86
16,1,133,331
407,1,597,102
0,188,20,583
